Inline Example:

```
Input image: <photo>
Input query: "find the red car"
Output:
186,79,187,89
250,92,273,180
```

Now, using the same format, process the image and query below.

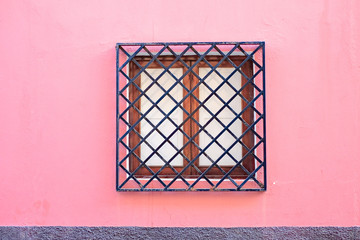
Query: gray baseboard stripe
0,226,359,240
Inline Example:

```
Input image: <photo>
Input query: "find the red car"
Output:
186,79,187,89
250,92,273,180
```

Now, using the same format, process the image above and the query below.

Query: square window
116,42,266,191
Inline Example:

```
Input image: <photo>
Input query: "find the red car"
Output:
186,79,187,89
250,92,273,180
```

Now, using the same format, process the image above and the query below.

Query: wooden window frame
128,55,255,178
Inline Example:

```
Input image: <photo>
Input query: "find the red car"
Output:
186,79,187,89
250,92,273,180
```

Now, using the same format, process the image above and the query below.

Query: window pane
199,67,242,166
140,68,183,167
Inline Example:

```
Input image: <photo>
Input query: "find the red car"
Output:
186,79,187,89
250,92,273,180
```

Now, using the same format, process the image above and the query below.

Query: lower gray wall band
0,226,359,240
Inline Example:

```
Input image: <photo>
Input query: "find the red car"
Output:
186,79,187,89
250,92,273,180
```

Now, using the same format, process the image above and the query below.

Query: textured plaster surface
0,0,360,227
0,227,359,240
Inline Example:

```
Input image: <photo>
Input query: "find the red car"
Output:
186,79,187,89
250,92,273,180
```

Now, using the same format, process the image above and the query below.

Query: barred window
116,42,266,191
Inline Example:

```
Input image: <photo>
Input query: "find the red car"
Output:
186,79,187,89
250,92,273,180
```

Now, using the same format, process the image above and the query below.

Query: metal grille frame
116,42,266,191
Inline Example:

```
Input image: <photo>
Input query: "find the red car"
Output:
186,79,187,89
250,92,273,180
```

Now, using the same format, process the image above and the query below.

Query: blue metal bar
116,45,119,190
116,42,266,191
262,42,267,191
116,41,265,46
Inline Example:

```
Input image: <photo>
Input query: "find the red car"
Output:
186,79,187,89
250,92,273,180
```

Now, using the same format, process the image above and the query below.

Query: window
117,42,266,191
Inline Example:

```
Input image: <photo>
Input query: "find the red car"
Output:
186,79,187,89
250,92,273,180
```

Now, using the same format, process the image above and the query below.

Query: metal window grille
116,42,266,191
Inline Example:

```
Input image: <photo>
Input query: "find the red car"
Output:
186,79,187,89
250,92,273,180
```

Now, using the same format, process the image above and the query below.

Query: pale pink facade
0,0,359,227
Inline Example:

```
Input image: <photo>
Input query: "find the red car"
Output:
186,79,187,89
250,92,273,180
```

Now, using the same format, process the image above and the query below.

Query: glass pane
140,68,183,166
199,67,242,166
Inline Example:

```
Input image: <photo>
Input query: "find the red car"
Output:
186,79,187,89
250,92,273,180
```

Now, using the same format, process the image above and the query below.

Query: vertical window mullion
190,60,200,175
129,63,143,174
182,64,192,176
240,60,255,172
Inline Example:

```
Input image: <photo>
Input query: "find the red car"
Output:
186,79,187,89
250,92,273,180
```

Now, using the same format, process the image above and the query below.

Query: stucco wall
0,0,359,227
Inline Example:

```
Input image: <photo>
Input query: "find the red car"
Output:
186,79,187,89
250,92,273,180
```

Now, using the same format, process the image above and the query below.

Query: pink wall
0,0,360,227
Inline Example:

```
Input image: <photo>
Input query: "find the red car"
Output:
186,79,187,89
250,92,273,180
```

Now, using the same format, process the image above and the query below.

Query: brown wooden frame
128,56,254,178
